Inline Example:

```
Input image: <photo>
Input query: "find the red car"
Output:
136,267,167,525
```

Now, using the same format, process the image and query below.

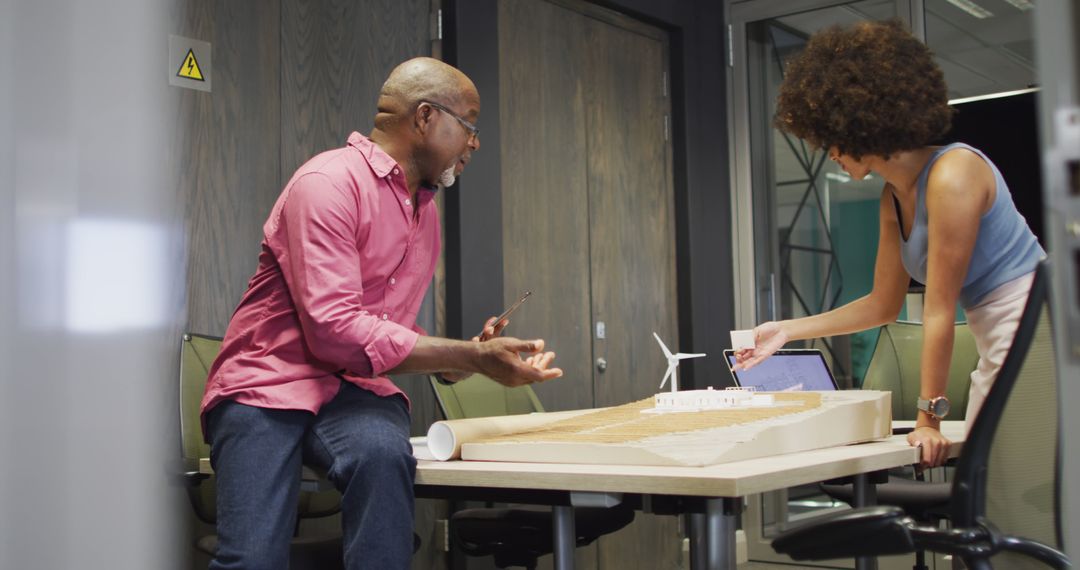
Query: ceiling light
946,0,993,18
1001,0,1034,10
949,87,1039,105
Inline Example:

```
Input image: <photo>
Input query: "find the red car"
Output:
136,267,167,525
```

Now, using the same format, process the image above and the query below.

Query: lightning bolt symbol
186,56,195,73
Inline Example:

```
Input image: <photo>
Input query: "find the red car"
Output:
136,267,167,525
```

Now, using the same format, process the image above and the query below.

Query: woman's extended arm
736,186,910,369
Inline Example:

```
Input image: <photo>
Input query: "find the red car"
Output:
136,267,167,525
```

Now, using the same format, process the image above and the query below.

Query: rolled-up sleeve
269,172,418,377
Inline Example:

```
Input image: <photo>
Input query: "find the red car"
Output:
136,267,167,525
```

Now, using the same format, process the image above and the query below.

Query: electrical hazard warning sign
177,49,204,81
169,35,212,92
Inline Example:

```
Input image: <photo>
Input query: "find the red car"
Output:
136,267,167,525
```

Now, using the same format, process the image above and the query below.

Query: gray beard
438,166,457,189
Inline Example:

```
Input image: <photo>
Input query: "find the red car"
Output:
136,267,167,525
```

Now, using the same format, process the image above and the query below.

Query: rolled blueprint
426,409,592,461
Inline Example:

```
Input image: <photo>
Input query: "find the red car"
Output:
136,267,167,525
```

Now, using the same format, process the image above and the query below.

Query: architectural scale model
423,332,891,467
428,390,892,467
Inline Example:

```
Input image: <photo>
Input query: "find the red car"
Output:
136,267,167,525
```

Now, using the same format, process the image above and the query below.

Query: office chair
429,374,636,570
818,321,977,569
773,261,1069,569
179,333,345,569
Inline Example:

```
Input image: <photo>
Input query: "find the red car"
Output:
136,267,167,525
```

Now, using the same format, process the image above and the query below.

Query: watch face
931,398,950,417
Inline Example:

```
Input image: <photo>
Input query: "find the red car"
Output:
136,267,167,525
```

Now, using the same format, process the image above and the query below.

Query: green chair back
180,333,221,464
985,309,1060,568
429,374,544,420
180,333,223,524
862,321,978,421
179,333,341,523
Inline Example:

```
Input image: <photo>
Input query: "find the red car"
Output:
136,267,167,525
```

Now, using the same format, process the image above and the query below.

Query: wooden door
584,14,677,410
499,0,593,414
498,1,680,568
499,0,678,415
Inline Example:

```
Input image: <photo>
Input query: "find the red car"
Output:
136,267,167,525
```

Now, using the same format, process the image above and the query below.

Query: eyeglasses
421,100,480,142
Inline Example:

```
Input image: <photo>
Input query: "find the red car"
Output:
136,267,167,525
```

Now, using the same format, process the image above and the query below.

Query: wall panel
280,0,431,178
177,0,281,336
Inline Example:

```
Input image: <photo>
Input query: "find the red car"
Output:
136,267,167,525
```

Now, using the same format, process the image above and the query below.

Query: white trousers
962,272,1035,427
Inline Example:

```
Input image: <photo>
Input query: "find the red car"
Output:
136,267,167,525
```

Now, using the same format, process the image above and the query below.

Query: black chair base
772,506,1071,569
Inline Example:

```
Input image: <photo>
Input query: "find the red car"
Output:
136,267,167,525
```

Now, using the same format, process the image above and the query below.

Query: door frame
724,0,923,329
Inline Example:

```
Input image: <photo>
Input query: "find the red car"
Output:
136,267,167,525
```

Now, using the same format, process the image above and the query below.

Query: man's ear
415,103,434,135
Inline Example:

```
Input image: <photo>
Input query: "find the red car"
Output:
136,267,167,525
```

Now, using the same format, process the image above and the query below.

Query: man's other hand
476,337,562,387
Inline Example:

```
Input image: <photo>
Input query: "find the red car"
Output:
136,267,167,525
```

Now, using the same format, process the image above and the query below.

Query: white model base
645,387,775,414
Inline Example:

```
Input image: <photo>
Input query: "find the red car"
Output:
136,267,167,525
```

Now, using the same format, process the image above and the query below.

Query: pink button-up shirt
201,132,440,427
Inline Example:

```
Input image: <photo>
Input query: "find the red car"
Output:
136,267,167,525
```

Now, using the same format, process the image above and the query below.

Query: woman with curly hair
734,20,1044,467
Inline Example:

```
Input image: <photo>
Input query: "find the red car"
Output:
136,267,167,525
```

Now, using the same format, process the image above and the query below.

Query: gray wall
448,0,734,388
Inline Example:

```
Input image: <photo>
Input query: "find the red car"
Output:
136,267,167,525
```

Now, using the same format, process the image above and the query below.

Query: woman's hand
732,321,789,370
907,425,951,468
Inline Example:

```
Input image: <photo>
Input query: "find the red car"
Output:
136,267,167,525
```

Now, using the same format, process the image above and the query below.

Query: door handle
595,357,608,372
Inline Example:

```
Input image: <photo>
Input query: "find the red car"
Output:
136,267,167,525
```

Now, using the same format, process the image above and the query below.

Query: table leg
853,473,878,570
552,505,576,570
689,513,708,570
706,498,738,569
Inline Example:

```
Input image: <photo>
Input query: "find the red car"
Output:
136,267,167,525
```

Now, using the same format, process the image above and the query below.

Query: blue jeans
206,381,416,570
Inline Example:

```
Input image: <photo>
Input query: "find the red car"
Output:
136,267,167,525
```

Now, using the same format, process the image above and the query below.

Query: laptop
723,348,839,392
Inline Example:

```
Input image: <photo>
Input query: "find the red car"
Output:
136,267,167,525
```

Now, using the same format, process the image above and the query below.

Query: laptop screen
724,349,838,391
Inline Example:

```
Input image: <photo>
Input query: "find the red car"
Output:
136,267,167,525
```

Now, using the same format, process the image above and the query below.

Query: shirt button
404,198,411,206
393,168,399,175
381,313,388,320
389,277,396,285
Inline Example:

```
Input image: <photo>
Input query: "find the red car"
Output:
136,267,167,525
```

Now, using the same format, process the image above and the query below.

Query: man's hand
435,316,513,383
474,337,562,387
907,425,951,468
477,316,510,342
732,321,788,371
391,333,562,386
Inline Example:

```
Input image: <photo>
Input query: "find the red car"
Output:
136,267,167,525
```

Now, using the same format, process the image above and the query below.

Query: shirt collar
348,131,400,179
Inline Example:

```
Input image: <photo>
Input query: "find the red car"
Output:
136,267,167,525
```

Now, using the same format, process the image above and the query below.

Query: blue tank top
897,143,1044,309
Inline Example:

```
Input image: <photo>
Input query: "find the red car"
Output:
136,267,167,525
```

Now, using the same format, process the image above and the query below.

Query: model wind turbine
653,332,706,393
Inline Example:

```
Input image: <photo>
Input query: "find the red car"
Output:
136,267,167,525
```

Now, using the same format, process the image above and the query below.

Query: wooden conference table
199,421,965,570
412,421,966,570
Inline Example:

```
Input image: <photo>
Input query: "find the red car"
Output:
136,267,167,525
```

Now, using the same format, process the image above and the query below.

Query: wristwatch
916,395,951,420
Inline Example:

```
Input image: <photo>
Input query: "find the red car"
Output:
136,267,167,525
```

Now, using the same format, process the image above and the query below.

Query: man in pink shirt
201,57,562,570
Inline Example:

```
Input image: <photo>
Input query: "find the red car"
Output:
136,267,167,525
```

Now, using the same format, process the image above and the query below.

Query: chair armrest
183,471,210,486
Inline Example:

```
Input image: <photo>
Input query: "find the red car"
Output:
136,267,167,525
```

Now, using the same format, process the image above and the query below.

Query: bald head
374,57,478,130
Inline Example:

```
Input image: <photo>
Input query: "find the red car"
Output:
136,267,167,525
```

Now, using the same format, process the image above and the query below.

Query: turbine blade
675,352,707,360
653,332,673,358
659,364,674,389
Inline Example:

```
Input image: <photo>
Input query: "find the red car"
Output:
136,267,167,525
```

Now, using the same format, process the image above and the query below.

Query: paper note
730,329,756,350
